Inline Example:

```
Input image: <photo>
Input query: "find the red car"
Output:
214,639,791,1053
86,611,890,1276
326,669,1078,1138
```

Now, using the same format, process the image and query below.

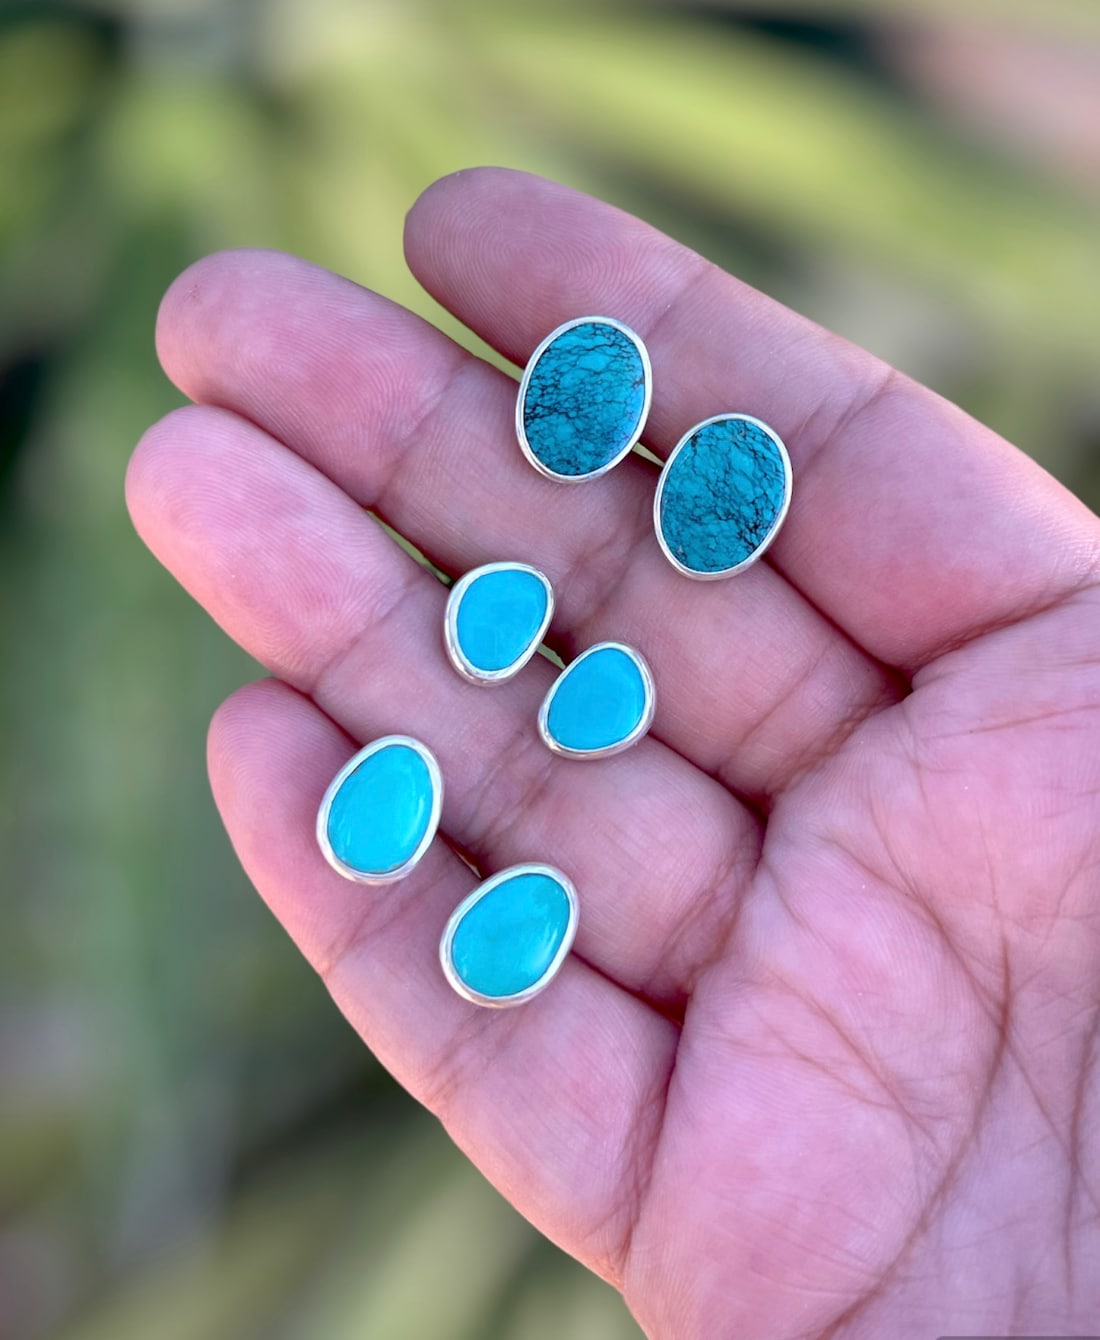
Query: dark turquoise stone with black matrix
521,321,647,478
658,417,789,575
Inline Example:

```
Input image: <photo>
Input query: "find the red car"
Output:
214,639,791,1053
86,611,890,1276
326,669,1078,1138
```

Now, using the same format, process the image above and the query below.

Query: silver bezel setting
316,735,443,885
653,413,793,580
439,863,579,1008
537,641,656,760
515,315,653,484
443,561,555,686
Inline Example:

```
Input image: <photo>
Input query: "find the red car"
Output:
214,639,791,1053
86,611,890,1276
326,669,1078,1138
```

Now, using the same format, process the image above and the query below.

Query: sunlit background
2,2,1099,1337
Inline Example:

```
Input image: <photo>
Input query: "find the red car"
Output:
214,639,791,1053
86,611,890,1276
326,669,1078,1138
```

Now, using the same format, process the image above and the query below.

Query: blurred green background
2,2,1099,1337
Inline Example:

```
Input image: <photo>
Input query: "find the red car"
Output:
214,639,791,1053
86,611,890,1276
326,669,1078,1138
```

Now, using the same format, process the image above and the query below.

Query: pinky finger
208,677,678,1284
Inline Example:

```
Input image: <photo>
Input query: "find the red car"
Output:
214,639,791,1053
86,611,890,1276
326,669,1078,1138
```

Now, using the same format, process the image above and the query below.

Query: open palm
127,170,1100,1339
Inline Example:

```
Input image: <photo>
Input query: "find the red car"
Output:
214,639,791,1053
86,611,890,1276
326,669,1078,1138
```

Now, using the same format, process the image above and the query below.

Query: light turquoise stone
455,566,548,673
545,645,649,754
326,743,434,876
521,320,648,478
450,870,573,999
657,416,790,575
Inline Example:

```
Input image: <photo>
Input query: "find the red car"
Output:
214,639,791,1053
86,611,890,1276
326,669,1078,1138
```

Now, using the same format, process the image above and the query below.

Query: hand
127,169,1100,1339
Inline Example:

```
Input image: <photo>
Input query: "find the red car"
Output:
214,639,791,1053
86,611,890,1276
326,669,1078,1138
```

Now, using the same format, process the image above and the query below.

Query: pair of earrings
516,316,793,579
443,561,654,760
315,556,653,1009
317,737,578,1009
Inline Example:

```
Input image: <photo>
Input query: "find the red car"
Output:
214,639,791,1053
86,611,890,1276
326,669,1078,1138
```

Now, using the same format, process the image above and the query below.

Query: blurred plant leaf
0,17,112,292
287,1152,538,1340
51,1138,368,1340
470,11,1100,374
496,1255,644,1340
96,77,289,249
631,0,1100,40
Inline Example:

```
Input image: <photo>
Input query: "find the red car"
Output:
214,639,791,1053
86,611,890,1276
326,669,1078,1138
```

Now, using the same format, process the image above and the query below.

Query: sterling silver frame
653,413,793,580
439,863,579,1008
316,735,443,885
443,561,555,686
537,641,656,760
515,315,653,484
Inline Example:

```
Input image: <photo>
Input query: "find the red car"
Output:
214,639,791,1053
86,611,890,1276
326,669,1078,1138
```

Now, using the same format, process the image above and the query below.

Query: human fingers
126,404,757,1007
154,248,897,800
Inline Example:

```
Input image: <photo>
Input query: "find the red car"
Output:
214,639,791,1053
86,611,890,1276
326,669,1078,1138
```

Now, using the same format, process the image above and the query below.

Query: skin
126,168,1100,1339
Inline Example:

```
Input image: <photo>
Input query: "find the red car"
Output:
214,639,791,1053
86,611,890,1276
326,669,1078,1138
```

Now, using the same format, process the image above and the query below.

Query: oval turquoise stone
325,742,435,877
454,565,549,675
449,869,574,1001
520,319,649,479
657,416,791,576
544,644,650,755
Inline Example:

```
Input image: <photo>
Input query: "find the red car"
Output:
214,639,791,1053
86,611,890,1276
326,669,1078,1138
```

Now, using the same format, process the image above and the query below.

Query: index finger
405,168,1100,671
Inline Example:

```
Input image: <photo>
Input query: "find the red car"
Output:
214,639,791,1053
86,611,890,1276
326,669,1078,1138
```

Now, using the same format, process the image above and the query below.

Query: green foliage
1,2,1097,1337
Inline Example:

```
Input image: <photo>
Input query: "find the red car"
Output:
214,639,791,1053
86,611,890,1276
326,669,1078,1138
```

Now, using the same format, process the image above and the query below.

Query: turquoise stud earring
444,561,554,685
654,413,792,579
538,642,655,759
317,736,442,884
440,863,579,1007
517,317,652,482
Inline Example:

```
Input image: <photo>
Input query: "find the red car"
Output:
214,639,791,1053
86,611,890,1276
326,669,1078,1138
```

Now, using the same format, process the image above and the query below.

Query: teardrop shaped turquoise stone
453,565,549,676
448,868,575,1002
324,741,437,878
520,319,649,479
543,644,651,755
656,416,791,577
